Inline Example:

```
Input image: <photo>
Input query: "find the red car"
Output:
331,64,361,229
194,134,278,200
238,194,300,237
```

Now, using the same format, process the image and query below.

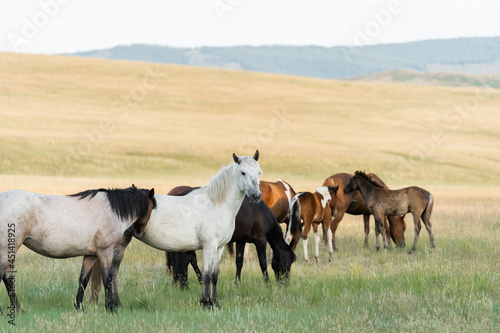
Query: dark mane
355,171,385,189
69,185,156,220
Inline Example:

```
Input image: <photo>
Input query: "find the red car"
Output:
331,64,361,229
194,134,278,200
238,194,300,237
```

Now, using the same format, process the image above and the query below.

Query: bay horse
322,173,406,250
288,186,339,263
167,186,297,284
86,151,262,307
344,171,435,253
0,185,156,313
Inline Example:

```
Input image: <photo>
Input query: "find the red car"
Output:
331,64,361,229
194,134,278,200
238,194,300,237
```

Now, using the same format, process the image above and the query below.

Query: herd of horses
0,151,435,314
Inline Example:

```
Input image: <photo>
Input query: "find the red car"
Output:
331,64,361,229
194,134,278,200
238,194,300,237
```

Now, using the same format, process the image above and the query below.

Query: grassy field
0,52,499,331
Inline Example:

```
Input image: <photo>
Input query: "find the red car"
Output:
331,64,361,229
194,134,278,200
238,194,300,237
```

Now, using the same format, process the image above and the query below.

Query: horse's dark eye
241,172,246,176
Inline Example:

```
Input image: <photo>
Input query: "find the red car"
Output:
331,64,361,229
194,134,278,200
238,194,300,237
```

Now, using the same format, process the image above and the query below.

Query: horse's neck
216,165,246,214
267,222,287,253
357,177,378,201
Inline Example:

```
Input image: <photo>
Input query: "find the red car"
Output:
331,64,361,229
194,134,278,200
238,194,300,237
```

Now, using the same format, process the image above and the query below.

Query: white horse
0,185,156,313
85,151,262,307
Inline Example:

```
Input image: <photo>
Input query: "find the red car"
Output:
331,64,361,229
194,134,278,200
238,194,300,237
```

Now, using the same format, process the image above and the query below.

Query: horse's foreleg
201,243,217,307
210,246,225,307
75,255,97,311
374,212,389,250
302,219,312,263
363,214,370,248
234,242,246,283
313,224,320,264
409,213,422,254
330,211,345,251
384,216,392,248
323,214,334,262
255,241,269,282
98,251,116,312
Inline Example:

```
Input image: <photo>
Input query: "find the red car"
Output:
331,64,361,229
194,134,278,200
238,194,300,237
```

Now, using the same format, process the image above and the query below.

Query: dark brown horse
289,186,339,263
227,179,299,257
167,186,297,283
344,171,435,253
322,173,406,250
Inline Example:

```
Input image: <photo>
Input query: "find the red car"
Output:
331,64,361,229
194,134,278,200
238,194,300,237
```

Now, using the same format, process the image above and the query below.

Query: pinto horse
345,171,435,253
288,186,339,263
86,151,262,307
322,173,406,250
167,186,297,284
0,185,156,313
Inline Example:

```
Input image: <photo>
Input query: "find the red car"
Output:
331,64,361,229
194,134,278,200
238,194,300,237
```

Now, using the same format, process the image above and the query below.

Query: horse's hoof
315,257,319,264
333,247,339,252
304,259,309,263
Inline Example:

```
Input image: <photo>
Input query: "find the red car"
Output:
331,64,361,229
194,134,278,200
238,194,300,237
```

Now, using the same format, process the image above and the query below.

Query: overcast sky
1,0,499,54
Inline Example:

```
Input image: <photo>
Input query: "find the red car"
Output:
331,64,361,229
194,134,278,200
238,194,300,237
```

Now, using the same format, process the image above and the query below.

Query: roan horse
167,186,297,285
86,151,262,307
322,173,407,250
0,185,156,313
344,171,435,253
287,186,339,263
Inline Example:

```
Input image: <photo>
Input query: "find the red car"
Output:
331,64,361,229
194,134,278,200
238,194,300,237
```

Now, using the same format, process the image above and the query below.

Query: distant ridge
69,37,500,81
348,69,500,88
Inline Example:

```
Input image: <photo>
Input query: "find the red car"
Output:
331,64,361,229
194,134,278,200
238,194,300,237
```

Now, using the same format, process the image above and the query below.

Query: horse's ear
132,184,137,188
332,185,339,193
253,150,259,161
233,153,242,164
149,188,155,199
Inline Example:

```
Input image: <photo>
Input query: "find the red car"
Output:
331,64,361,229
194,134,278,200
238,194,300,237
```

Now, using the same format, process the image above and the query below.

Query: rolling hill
1,51,499,195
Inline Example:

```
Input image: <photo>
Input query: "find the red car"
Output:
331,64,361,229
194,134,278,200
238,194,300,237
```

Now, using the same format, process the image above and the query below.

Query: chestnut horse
322,173,406,250
288,186,339,263
344,171,435,253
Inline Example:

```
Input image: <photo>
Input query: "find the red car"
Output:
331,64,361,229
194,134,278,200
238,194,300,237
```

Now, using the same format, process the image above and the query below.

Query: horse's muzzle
250,192,262,204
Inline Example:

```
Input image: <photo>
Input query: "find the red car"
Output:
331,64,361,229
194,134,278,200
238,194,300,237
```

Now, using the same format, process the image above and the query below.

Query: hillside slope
1,52,499,191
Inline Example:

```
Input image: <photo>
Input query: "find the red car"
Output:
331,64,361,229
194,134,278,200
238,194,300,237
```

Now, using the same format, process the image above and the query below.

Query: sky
1,0,500,54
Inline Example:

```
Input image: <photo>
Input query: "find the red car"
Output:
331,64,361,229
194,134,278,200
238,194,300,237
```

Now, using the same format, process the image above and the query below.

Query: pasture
0,52,499,331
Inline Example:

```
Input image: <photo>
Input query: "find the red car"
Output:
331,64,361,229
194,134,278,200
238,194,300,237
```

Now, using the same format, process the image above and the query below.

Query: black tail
226,242,235,257
289,196,302,239
170,252,189,289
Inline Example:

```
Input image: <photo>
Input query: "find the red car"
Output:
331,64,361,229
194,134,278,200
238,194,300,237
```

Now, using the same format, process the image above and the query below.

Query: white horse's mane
205,157,261,205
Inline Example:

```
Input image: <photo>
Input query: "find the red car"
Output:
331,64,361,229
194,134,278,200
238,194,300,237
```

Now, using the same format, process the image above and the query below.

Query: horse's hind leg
74,255,97,311
313,224,320,264
255,241,269,282
363,214,370,248
1,251,23,314
1,264,22,314
302,219,312,263
409,212,422,254
422,195,436,249
234,242,246,283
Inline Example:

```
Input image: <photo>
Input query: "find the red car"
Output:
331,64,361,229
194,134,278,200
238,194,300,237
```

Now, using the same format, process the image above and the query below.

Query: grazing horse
168,186,297,284
227,179,299,257
344,171,435,253
288,186,339,263
0,185,156,313
322,173,407,250
86,151,262,308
